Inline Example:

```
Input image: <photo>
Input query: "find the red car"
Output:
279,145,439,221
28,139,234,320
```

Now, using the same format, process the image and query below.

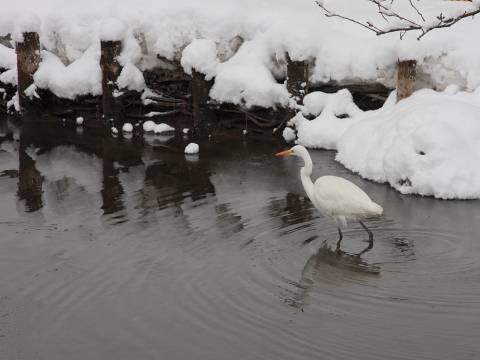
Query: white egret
276,145,382,248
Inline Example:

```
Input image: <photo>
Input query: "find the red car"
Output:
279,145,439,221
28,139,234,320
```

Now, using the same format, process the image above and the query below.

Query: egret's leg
358,220,373,248
335,226,344,252
334,218,343,246
337,226,343,242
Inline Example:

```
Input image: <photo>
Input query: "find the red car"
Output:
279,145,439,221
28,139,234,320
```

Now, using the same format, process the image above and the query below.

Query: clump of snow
143,120,155,132
0,67,17,86
111,127,118,134
289,89,363,150
122,123,133,132
143,120,174,134
24,84,40,99
112,89,124,98
181,39,219,80
100,18,127,42
444,84,460,96
6,94,19,112
117,64,146,92
11,13,41,43
34,48,102,99
76,117,84,125
0,45,16,70
282,127,296,142
185,143,199,154
209,38,291,108
144,111,172,117
153,123,174,134
183,128,189,134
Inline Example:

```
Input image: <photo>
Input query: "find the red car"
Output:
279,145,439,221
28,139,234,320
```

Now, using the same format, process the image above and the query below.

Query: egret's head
276,145,305,157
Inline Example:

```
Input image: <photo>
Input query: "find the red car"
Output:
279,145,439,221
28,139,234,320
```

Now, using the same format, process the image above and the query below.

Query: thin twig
272,116,289,134
232,107,271,123
317,0,480,41
246,114,274,128
409,0,425,21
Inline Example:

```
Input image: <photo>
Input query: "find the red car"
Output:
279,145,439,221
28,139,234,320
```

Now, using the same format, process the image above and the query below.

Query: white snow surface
1,0,480,198
2,0,479,99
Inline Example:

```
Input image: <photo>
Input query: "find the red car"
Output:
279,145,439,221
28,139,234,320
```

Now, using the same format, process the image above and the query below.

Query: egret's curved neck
299,152,315,203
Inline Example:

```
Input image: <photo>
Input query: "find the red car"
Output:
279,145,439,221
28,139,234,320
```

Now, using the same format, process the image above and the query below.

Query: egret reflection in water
284,241,380,309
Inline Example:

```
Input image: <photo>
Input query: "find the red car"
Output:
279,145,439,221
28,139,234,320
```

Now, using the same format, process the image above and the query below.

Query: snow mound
122,123,133,132
287,88,480,199
185,143,199,154
143,121,174,134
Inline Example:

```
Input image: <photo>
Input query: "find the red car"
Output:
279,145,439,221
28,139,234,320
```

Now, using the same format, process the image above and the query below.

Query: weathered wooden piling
285,53,309,122
191,69,216,135
16,32,42,115
396,60,417,102
100,40,124,123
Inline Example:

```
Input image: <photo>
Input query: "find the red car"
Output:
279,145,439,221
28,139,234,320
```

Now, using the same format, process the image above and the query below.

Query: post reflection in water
0,118,479,360
18,124,44,212
145,157,215,212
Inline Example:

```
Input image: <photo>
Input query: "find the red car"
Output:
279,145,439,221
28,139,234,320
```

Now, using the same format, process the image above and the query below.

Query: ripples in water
0,119,479,360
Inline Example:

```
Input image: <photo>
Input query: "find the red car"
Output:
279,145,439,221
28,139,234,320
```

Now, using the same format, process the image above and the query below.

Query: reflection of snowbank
288,88,480,199
35,145,103,195
0,140,19,172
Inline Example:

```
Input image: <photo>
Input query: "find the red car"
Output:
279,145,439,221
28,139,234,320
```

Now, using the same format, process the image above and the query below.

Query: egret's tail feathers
371,203,383,216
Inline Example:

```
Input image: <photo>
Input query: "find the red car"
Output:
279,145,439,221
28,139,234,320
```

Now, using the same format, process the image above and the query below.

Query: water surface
1,118,479,360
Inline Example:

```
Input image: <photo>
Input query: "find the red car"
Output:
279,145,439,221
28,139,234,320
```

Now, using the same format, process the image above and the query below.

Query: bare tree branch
317,0,480,40
409,0,425,22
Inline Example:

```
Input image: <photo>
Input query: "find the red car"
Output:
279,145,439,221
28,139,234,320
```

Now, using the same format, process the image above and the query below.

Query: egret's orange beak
276,150,292,156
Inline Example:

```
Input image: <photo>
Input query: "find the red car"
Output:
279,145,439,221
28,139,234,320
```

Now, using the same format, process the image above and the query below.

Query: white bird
276,145,382,248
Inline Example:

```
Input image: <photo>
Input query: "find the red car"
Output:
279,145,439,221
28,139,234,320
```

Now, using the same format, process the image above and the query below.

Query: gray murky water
1,118,479,360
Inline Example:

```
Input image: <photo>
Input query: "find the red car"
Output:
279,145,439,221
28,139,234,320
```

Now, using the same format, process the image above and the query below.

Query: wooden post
285,53,309,122
191,69,216,135
16,32,41,115
100,40,124,123
396,60,417,102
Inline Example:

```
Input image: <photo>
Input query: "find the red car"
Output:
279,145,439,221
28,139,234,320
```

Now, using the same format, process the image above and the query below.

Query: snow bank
1,0,479,199
287,88,480,199
0,0,479,104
